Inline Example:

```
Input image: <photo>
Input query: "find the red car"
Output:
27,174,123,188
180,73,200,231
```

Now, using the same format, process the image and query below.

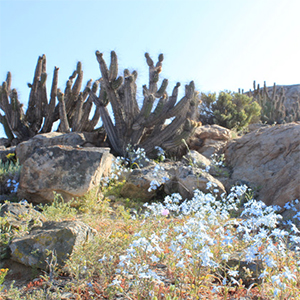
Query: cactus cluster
90,51,200,157
0,55,100,142
247,81,300,124
1,51,200,157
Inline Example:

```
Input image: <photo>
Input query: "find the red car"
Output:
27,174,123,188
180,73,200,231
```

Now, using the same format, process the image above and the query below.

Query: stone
9,220,96,269
225,122,300,207
181,150,211,169
122,161,226,201
164,163,226,200
0,202,45,230
188,125,232,158
15,131,108,164
18,146,113,204
120,162,168,201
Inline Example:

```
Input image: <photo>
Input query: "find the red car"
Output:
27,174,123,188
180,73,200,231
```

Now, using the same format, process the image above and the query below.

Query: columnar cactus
247,81,300,124
90,51,200,157
0,55,101,142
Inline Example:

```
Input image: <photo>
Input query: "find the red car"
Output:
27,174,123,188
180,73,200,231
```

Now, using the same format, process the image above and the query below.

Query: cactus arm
57,89,70,133
0,114,14,141
41,66,59,133
26,55,44,125
95,51,126,132
72,93,84,132
1,81,12,122
109,51,118,81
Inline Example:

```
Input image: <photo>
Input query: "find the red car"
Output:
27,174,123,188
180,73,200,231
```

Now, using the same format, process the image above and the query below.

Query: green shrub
199,91,261,130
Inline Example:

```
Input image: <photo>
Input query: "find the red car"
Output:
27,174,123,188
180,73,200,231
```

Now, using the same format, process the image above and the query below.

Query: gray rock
18,146,113,204
122,161,226,201
188,125,232,158
225,122,300,207
164,163,226,200
0,202,45,230
16,131,108,164
9,220,96,269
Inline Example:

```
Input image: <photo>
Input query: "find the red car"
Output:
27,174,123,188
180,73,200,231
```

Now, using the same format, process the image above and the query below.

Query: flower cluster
109,184,300,298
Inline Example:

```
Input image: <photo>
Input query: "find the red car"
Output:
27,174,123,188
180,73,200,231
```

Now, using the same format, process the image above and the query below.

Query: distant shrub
199,91,261,130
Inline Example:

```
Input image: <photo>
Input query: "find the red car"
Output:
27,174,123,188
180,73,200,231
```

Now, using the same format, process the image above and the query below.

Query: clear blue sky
0,0,299,138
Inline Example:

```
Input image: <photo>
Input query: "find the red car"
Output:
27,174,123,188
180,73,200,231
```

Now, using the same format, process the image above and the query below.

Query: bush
199,91,261,130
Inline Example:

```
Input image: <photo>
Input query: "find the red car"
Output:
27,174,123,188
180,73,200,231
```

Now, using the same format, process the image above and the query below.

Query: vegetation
1,152,300,299
198,91,261,131
0,155,20,198
92,51,201,157
0,56,100,142
247,81,300,124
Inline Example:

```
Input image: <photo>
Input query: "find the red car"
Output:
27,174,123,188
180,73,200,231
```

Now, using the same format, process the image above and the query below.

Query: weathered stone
181,150,211,169
18,146,113,204
120,163,168,201
164,164,226,200
122,161,226,201
188,125,232,158
16,131,108,164
225,122,300,207
9,220,96,269
0,202,45,230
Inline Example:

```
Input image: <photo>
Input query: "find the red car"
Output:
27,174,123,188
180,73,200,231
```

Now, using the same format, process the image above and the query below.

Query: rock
188,125,232,158
122,161,226,201
0,202,46,259
9,220,96,269
16,131,108,164
181,150,211,169
120,162,168,201
164,163,226,200
0,202,45,230
18,146,113,204
225,122,300,207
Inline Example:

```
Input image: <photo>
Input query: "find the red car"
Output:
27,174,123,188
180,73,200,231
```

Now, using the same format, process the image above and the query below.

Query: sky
0,0,299,139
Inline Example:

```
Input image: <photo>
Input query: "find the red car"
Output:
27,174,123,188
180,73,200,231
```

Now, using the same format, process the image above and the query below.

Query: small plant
0,157,20,199
199,91,261,131
0,268,9,291
38,193,77,221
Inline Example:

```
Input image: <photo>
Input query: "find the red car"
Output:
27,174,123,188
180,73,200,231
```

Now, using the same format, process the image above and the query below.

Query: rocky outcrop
188,125,232,158
18,146,113,204
225,122,300,207
9,220,96,269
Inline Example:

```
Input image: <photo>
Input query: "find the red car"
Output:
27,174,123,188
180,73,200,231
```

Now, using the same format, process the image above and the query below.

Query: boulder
225,122,300,207
188,125,232,158
0,202,45,230
16,131,108,164
121,161,226,201
18,146,113,204
163,163,226,199
9,220,96,269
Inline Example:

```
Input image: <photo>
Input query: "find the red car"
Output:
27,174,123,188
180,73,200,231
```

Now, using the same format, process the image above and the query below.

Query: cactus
91,51,200,157
247,81,300,124
0,55,101,142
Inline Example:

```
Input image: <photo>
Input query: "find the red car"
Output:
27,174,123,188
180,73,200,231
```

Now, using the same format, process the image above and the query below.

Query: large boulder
225,122,300,207
9,220,95,269
18,146,113,204
16,131,108,164
188,125,232,158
